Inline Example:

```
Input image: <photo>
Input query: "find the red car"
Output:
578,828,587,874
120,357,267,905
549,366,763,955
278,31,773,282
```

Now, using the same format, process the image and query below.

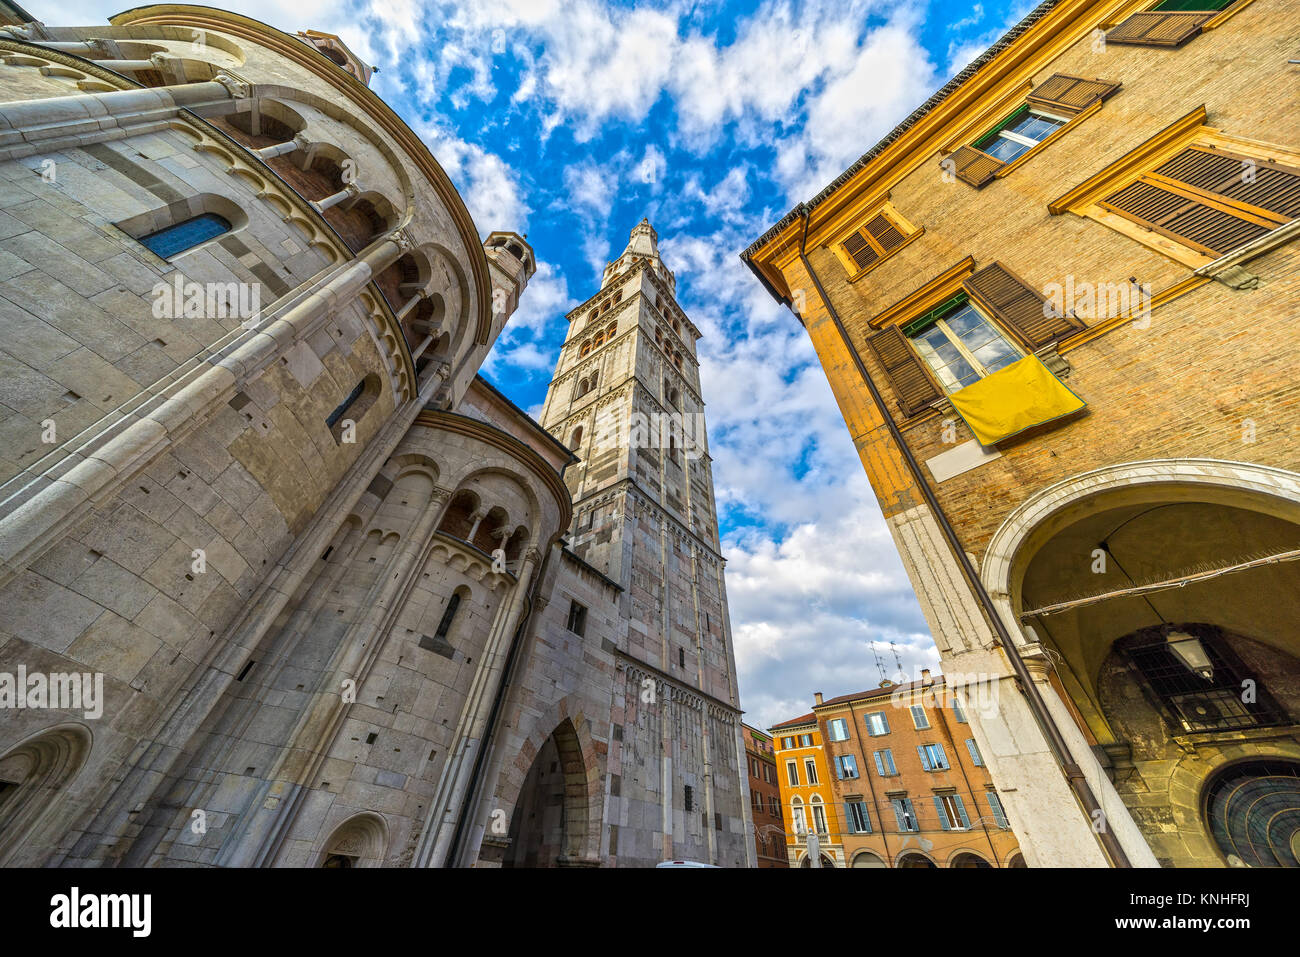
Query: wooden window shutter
1105,11,1211,47
962,262,1084,349
1155,147,1300,220
1100,180,1275,257
839,211,910,272
1026,74,1121,114
863,326,941,416
944,145,1004,188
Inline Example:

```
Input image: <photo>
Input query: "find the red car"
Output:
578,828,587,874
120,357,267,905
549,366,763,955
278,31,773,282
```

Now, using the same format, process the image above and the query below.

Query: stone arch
798,851,836,868
500,705,603,867
1006,851,1027,867
0,723,93,866
851,850,887,867
437,489,480,540
948,849,993,868
1199,757,1300,867
895,850,937,868
317,811,388,867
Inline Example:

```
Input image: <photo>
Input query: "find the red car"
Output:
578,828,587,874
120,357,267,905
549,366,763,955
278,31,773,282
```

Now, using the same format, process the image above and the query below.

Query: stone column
254,134,307,160
311,182,360,213
416,546,541,867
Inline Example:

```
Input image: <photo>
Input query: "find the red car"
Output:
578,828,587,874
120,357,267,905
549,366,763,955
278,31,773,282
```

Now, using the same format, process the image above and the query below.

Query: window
987,791,1009,829
781,736,794,750
845,800,871,834
326,375,379,443
965,738,984,767
798,733,813,748
326,380,365,430
1098,145,1300,260
934,794,971,831
803,758,818,785
835,754,859,780
904,295,1022,393
973,105,1068,165
138,212,231,259
891,797,920,833
566,601,587,636
810,799,828,836
918,743,949,771
769,795,780,817
909,705,930,730
833,203,921,278
684,784,694,812
786,761,799,787
865,712,890,736
873,749,897,776
953,697,968,723
827,718,849,741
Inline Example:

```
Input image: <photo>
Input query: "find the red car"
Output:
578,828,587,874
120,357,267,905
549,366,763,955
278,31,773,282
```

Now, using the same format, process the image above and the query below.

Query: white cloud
416,123,531,234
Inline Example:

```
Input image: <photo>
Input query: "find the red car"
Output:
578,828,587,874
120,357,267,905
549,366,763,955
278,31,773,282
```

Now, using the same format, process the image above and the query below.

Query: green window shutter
934,795,951,830
863,326,942,416
1026,74,1121,114
963,261,1084,349
944,144,1004,188
1105,11,1212,47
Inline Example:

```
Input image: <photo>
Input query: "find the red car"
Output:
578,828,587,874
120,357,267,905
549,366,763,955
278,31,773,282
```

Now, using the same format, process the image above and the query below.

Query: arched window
810,796,829,836
580,341,592,357
435,591,461,640
790,796,806,835
138,213,231,259
606,322,616,337
569,426,583,450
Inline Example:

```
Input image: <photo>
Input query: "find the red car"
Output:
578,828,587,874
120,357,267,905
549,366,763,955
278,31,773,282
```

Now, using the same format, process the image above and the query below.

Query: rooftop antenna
890,641,907,683
870,641,887,686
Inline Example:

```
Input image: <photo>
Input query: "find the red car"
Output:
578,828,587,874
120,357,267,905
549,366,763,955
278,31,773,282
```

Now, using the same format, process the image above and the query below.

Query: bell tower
538,219,752,864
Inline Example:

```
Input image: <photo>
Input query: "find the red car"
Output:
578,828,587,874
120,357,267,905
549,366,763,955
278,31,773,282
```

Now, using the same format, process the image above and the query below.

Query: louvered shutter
988,792,1009,828
917,744,931,771
945,144,1004,188
1100,180,1274,257
965,738,983,766
879,713,890,734
865,213,907,252
863,326,942,416
841,230,879,270
952,795,971,829
873,751,886,776
935,743,948,769
963,262,1084,349
1027,74,1121,113
892,800,907,831
1105,11,1211,47
934,795,951,830
1156,147,1300,220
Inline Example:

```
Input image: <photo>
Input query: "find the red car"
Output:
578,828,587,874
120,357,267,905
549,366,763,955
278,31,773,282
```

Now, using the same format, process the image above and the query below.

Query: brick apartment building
744,0,1300,868
743,724,788,867
812,678,1024,867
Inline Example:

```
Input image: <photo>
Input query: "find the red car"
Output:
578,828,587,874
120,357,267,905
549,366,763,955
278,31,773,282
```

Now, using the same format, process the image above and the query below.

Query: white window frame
827,717,849,742
786,761,799,787
865,712,889,736
804,758,819,785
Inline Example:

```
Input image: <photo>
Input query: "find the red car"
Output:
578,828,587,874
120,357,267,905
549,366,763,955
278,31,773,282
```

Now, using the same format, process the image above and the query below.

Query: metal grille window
905,295,1022,392
1121,628,1287,733
683,784,694,812
139,212,232,259
974,105,1069,164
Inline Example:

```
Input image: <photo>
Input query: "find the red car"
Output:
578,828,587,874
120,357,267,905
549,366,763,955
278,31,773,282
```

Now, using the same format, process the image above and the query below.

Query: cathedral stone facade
0,4,753,868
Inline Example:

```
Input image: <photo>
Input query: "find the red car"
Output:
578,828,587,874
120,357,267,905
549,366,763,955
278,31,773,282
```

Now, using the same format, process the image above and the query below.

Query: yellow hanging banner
948,354,1085,446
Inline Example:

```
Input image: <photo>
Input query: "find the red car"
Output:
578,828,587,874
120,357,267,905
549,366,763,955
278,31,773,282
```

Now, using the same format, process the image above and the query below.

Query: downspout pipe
788,204,1130,868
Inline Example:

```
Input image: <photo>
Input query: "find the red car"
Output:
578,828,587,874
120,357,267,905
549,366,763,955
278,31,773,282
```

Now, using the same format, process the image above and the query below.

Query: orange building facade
770,713,844,866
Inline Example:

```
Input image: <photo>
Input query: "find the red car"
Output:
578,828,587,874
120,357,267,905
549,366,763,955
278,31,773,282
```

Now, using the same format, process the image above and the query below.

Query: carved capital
211,71,251,99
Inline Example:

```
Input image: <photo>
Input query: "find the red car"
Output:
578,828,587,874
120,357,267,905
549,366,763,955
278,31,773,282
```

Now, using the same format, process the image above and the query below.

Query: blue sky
61,0,1034,730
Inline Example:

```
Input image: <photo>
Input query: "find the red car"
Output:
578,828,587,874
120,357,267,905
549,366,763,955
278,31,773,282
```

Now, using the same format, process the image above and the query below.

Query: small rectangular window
891,797,919,833
935,794,970,831
835,204,918,277
566,601,587,636
972,105,1068,165
683,784,694,812
952,697,968,723
835,754,858,779
798,733,813,748
845,800,871,834
138,212,232,259
786,761,799,787
910,705,930,730
965,738,984,767
987,791,1009,829
804,758,818,785
865,712,890,736
827,718,850,741
918,743,949,771
905,296,1022,393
